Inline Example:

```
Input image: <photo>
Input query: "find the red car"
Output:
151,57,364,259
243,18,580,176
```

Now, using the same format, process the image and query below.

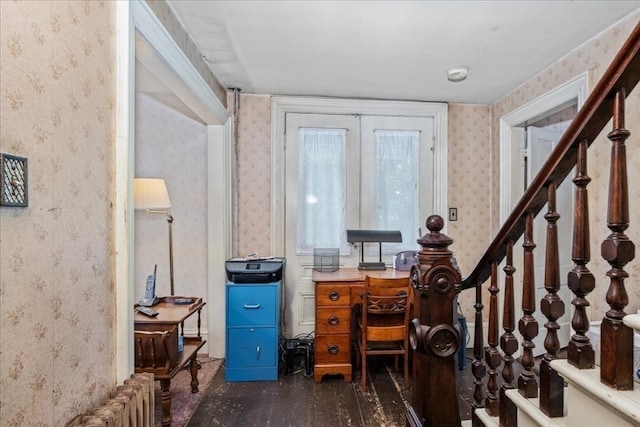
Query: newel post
407,215,462,427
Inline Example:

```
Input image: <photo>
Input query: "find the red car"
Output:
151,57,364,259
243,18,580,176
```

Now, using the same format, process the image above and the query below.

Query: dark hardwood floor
187,354,475,426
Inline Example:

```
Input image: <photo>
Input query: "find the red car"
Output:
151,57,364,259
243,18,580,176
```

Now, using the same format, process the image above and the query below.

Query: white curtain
374,130,420,253
296,128,348,255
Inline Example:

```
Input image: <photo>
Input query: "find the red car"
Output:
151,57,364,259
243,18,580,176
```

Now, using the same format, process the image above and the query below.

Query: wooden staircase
408,19,640,427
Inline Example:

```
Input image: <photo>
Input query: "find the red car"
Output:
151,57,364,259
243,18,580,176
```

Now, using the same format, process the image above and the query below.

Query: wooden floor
187,355,475,426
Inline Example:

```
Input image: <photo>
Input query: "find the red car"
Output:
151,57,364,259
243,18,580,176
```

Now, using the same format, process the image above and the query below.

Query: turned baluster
601,88,635,390
518,212,538,398
471,278,486,427
499,241,518,427
539,183,565,417
568,139,595,369
484,262,500,417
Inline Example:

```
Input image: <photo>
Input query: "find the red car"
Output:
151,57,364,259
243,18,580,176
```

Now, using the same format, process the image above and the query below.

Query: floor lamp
134,178,175,296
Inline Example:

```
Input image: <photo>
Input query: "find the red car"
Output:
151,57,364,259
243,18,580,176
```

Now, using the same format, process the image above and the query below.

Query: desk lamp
347,229,402,270
134,178,175,295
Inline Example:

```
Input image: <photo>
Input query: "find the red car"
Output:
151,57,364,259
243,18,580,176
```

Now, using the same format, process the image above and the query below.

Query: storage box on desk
313,248,339,272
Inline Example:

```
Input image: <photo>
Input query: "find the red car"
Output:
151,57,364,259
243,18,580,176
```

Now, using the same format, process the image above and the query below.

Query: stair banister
460,21,640,291
408,20,640,427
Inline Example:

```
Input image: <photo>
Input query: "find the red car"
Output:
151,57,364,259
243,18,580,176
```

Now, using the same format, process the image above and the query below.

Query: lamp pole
168,213,175,296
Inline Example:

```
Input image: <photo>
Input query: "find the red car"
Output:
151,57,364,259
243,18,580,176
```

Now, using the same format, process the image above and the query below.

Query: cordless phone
139,264,159,307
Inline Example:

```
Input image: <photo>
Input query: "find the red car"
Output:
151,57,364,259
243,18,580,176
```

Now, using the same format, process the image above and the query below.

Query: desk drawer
316,306,351,334
316,284,351,306
315,334,350,364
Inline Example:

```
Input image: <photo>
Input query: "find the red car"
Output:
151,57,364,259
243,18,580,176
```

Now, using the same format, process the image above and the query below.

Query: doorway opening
499,72,590,357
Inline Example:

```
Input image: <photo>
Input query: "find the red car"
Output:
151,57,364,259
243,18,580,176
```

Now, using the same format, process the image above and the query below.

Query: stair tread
473,408,498,427
551,360,640,424
504,390,568,427
475,361,640,426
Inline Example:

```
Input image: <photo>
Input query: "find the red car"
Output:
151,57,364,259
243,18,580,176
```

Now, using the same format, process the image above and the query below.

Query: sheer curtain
296,128,349,255
374,130,420,253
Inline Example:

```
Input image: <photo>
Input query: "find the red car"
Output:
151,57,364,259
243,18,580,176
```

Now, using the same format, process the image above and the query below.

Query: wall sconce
134,178,175,296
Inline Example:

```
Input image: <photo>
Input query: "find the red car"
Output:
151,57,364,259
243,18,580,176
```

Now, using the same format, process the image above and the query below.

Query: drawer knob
328,291,340,301
327,344,340,355
327,316,340,326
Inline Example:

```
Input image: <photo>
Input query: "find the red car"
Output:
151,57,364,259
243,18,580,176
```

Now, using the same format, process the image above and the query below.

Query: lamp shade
134,178,172,210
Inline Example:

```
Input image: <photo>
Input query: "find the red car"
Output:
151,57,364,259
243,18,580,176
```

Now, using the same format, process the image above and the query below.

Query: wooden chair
356,275,411,391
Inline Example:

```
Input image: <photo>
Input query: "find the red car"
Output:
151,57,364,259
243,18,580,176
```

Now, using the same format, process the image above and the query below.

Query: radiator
65,373,154,427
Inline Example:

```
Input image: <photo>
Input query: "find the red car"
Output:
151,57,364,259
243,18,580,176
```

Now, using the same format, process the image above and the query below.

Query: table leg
190,356,200,393
160,378,172,426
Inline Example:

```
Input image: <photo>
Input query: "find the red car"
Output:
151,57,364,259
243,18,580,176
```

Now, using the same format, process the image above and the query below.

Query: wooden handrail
461,20,640,290
408,22,640,426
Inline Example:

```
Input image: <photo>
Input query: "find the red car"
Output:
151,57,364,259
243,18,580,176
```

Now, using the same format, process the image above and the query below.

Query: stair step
551,359,640,426
473,361,640,427
504,390,568,427
473,408,498,427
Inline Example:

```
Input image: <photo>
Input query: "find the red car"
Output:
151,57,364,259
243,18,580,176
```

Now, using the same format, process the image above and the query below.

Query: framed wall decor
0,153,28,207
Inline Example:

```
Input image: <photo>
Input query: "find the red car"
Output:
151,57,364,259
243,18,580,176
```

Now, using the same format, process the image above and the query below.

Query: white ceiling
165,0,640,105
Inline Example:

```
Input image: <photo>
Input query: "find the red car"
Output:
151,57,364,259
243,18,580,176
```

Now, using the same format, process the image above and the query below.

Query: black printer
225,257,286,284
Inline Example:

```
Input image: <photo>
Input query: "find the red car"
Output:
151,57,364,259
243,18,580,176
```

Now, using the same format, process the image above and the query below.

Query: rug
153,356,223,427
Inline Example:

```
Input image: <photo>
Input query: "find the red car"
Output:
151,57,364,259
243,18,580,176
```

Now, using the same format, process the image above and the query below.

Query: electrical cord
279,332,315,377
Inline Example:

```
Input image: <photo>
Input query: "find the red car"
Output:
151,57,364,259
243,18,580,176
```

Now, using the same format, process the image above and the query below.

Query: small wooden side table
134,296,206,426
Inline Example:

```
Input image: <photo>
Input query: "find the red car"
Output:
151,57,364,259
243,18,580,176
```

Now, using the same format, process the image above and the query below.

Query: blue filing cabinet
225,281,280,381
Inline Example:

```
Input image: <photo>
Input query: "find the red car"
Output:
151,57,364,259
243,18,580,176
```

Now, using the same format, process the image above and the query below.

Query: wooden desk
134,296,206,426
312,268,410,383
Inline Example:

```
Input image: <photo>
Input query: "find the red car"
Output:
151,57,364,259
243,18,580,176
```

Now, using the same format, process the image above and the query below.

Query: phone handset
139,264,159,307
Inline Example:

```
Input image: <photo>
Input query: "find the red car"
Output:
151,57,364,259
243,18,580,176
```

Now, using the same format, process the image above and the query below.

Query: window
273,96,447,336
297,128,348,254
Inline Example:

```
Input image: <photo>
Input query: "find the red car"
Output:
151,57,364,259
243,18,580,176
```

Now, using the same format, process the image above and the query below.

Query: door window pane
374,130,420,253
296,128,348,254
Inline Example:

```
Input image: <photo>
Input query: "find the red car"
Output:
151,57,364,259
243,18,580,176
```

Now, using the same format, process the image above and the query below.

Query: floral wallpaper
231,14,640,323
1,1,638,423
491,11,640,318
232,94,273,258
134,93,208,330
0,1,116,425
447,103,492,312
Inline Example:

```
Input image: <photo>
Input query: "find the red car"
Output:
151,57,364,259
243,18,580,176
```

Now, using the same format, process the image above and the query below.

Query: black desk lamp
346,229,402,270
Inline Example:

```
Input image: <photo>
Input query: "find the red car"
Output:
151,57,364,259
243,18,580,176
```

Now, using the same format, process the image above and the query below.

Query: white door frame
270,96,449,257
494,72,591,355
499,72,590,223
115,0,230,381
271,97,447,337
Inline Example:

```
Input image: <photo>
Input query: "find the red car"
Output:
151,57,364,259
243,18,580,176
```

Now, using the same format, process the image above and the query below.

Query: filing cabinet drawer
227,327,277,369
316,284,351,306
315,334,351,364
316,306,351,334
227,285,277,327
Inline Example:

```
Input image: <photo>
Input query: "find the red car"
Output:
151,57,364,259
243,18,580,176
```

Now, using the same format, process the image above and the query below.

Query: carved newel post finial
407,215,462,427
427,214,444,231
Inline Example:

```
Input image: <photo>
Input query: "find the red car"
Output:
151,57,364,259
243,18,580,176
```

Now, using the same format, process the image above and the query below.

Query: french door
283,111,435,336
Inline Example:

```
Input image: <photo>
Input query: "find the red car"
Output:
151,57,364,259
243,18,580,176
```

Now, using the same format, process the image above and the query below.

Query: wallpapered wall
233,94,273,258
134,93,209,329
231,14,640,321
0,1,116,425
491,11,640,318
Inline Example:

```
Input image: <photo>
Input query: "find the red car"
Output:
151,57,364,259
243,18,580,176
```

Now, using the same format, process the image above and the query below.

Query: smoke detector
447,66,469,82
